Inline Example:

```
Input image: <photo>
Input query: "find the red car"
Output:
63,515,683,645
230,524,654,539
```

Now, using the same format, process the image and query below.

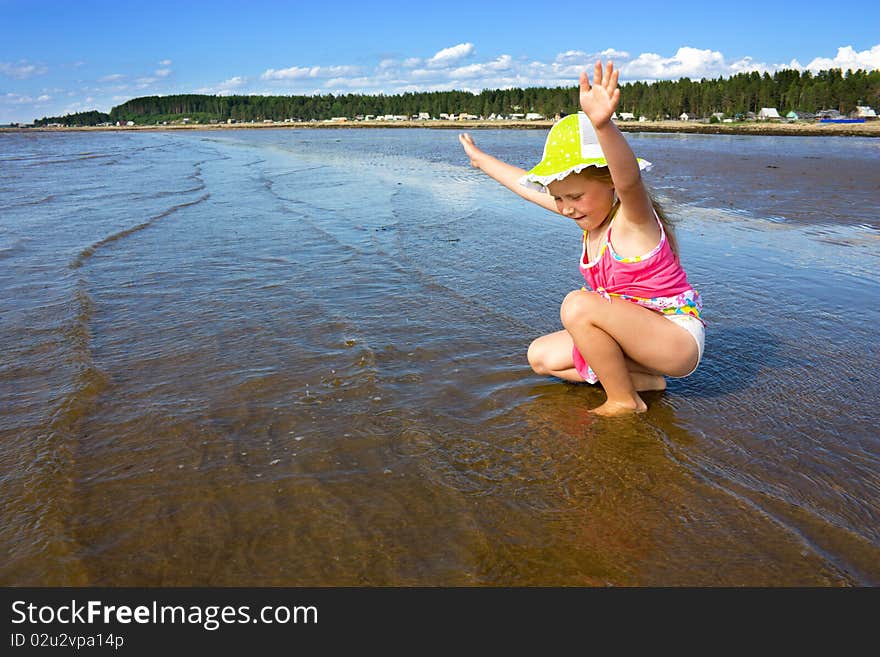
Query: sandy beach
5,118,880,137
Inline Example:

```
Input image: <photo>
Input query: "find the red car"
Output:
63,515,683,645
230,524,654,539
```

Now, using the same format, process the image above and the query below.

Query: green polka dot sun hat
519,112,651,191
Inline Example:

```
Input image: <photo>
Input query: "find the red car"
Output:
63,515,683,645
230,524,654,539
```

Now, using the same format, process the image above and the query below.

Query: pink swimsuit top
578,214,703,323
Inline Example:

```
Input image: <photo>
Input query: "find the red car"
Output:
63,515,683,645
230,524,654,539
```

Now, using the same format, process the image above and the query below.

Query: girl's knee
527,337,550,375
560,290,602,329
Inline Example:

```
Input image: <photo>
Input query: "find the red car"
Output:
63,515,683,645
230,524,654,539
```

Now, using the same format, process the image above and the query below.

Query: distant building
525,112,544,120
817,109,841,119
851,106,877,119
679,112,693,121
757,108,781,120
617,112,635,121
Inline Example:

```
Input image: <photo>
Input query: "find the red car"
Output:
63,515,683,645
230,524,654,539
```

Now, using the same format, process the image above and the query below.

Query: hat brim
518,157,653,192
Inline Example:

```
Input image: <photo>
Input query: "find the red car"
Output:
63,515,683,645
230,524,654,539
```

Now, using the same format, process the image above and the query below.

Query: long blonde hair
580,167,679,257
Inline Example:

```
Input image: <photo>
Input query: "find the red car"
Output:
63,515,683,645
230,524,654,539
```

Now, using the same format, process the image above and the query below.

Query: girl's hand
458,132,483,168
579,60,620,128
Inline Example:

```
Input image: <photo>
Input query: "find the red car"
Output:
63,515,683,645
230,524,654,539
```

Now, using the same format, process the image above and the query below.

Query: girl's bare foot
590,395,648,416
629,372,666,392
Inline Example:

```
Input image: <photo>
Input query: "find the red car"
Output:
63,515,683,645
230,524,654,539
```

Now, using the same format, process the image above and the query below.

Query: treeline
34,110,111,126
36,67,879,126
108,88,573,123
617,68,879,118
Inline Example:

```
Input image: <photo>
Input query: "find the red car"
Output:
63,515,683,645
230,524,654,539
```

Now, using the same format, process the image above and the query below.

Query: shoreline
3,119,879,137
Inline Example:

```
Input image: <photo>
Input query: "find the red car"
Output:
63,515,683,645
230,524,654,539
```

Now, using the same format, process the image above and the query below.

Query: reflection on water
1,128,878,585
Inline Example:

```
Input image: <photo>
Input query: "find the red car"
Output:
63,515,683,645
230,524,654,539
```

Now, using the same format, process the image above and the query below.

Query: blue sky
2,0,878,123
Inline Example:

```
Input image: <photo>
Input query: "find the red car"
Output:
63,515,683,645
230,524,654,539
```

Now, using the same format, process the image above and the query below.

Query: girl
459,60,704,416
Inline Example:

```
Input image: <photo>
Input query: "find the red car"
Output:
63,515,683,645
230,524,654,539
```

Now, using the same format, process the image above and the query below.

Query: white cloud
159,59,172,66
155,68,172,78
622,47,728,79
262,66,313,80
195,76,249,95
555,50,589,65
261,65,359,80
600,48,630,60
449,55,513,79
427,43,474,67
100,73,126,82
555,49,630,66
803,44,880,72
0,61,48,79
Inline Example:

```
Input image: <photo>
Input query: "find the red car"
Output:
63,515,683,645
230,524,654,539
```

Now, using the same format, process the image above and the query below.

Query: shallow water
1,128,878,585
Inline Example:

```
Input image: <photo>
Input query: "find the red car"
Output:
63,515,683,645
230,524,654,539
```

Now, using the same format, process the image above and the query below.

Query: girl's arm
458,133,559,214
580,61,655,224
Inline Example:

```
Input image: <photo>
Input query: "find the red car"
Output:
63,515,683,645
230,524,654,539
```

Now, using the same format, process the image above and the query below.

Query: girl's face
547,172,615,233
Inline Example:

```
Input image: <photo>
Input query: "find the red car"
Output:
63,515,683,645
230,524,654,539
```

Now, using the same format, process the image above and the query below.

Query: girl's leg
559,290,699,416
527,330,583,382
527,330,668,391
624,358,667,393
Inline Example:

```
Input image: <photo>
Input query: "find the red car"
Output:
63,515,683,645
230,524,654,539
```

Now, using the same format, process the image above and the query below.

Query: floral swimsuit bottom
571,287,705,384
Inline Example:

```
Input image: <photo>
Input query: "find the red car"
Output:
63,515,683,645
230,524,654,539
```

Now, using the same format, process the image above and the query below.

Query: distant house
786,111,800,120
757,108,781,120
525,112,544,120
509,113,525,120
679,112,693,121
851,106,877,119
617,112,635,121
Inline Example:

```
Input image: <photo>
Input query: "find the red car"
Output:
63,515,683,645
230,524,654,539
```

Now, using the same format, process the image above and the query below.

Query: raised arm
458,133,558,214
579,61,654,224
